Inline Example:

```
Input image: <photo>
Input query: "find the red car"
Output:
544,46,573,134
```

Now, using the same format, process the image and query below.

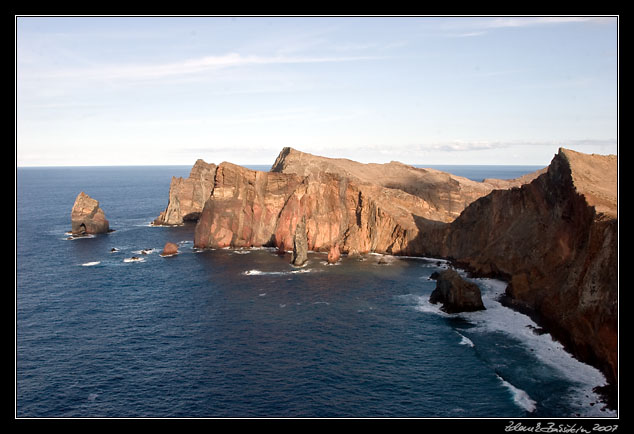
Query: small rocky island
70,191,110,235
429,269,486,313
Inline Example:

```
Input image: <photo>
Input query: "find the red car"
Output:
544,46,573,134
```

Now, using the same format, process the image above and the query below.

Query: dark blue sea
16,165,616,418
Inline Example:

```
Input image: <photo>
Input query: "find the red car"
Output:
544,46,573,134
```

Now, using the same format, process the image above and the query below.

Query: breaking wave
456,331,474,347
496,374,537,413
243,268,317,276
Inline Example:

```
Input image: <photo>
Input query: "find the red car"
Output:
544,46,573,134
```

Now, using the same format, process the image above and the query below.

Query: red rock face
154,159,216,226
70,192,109,234
271,147,545,223
194,163,443,255
194,163,302,249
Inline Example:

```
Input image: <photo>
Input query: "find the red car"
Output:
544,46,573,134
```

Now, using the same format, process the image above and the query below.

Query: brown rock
271,147,544,223
429,268,485,313
70,192,109,235
193,162,302,249
154,159,217,226
161,242,179,256
426,148,618,402
193,162,442,256
327,244,341,264
291,216,308,266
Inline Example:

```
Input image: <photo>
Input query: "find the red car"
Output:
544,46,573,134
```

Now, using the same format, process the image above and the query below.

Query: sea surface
16,165,616,418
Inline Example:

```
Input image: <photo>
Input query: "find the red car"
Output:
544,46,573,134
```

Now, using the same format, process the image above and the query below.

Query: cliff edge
271,147,544,223
153,159,217,226
430,148,617,404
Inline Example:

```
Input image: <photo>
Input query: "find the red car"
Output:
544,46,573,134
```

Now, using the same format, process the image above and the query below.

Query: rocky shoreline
108,146,618,409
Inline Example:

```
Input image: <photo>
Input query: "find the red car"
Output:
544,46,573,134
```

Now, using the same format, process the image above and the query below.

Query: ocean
15,164,616,418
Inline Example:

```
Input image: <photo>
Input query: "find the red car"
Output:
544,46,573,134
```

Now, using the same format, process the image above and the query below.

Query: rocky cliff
70,192,110,235
176,146,617,405
153,159,216,226
271,147,544,222
192,160,449,255
428,148,618,402
186,148,543,253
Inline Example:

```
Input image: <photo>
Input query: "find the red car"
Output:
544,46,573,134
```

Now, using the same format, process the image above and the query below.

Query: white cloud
482,16,612,29
28,52,383,82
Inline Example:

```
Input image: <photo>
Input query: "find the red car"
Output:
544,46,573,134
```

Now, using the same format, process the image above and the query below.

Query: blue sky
16,16,618,166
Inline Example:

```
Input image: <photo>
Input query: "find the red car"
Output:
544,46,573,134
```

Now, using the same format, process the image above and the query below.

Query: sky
16,16,618,167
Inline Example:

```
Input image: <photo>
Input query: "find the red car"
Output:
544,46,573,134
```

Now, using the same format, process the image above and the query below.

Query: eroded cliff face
193,162,303,248
429,148,618,395
153,159,217,226
193,161,443,254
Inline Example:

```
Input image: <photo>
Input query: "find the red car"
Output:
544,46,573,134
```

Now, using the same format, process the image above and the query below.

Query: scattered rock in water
327,244,341,264
429,268,486,313
161,242,179,257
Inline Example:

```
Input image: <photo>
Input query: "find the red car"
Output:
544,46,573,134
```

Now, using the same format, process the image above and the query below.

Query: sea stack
291,216,308,267
70,192,110,235
429,268,486,313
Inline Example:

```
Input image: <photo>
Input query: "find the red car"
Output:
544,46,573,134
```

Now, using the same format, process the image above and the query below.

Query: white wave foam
458,276,615,416
412,295,450,317
243,268,318,276
456,331,474,347
81,261,100,266
65,234,96,240
133,248,156,255
123,257,145,263
496,374,537,413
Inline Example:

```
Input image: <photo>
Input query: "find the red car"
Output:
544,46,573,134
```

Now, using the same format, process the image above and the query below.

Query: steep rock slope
193,161,441,254
430,148,618,396
153,159,217,225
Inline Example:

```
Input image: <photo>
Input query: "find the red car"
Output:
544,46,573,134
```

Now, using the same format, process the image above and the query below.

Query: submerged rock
70,192,109,235
429,268,485,313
